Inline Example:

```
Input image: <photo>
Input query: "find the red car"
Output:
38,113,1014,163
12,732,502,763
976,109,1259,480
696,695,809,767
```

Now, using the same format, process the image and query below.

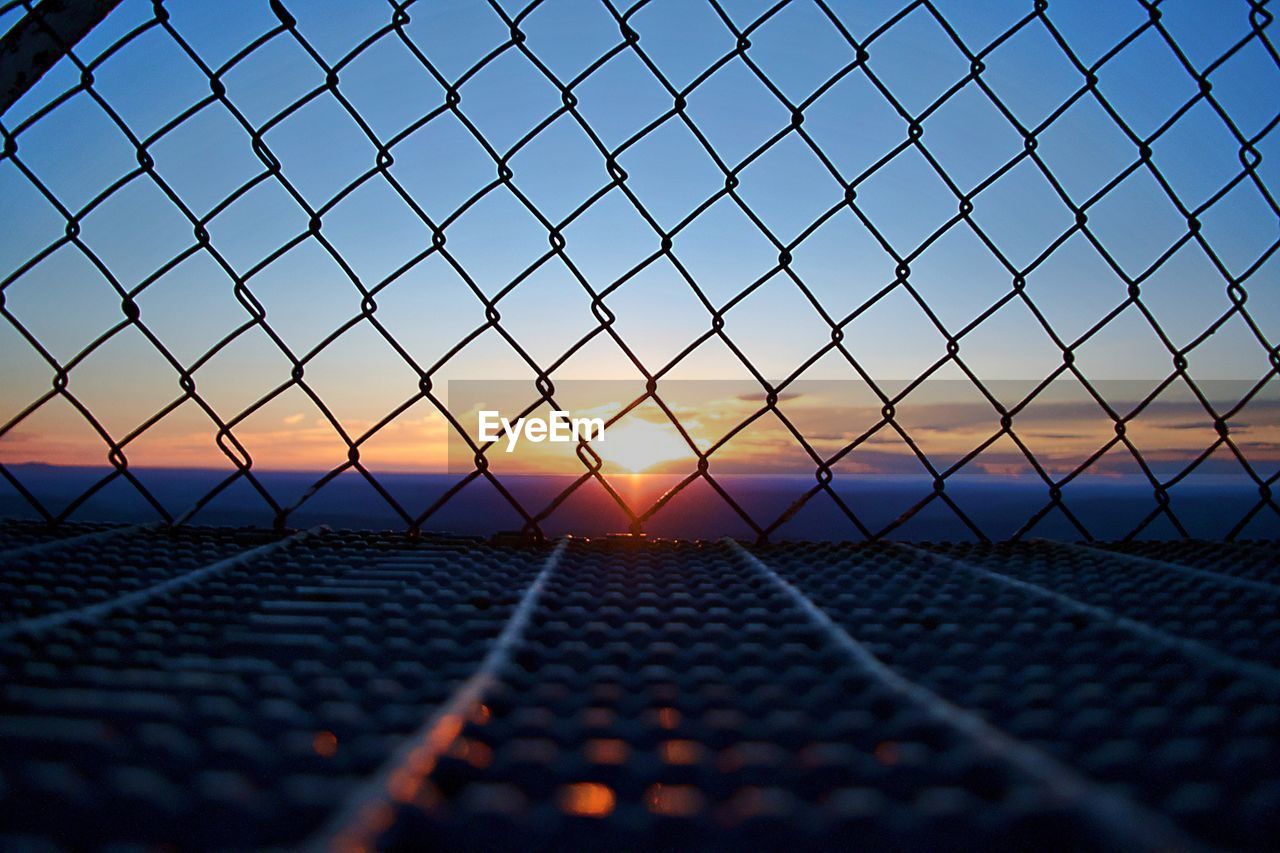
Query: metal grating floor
0,523,1277,850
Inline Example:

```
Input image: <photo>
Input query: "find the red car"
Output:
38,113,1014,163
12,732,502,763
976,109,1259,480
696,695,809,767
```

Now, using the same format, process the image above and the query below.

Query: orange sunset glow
4,380,1276,480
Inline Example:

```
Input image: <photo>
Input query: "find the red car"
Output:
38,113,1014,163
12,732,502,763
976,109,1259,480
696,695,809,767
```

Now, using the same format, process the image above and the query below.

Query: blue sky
0,0,1277,474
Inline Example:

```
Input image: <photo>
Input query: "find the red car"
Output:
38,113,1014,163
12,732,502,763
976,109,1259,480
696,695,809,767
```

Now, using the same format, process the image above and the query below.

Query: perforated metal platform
0,522,1277,850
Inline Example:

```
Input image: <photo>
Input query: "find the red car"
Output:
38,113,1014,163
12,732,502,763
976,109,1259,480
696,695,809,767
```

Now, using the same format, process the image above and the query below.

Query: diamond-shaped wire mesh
0,0,1277,541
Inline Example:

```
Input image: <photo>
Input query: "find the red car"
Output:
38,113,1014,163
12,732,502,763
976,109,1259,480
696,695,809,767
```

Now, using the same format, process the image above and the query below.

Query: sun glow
596,418,694,473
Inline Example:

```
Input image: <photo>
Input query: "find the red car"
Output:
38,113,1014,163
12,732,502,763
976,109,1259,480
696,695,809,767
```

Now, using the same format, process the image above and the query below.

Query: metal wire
0,0,1276,541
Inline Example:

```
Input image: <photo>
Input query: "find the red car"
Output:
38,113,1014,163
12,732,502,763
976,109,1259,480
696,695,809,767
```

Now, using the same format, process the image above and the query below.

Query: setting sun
596,418,695,474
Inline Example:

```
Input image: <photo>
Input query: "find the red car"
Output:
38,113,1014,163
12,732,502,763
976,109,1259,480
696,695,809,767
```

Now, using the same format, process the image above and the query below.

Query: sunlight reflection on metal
313,731,338,759
559,782,616,818
659,739,703,765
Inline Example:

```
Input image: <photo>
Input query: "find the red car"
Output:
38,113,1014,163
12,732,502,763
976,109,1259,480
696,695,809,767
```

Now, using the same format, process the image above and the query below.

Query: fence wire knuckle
0,0,1276,541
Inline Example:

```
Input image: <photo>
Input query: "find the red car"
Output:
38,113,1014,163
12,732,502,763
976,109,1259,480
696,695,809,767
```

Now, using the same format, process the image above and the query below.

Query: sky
0,0,1277,492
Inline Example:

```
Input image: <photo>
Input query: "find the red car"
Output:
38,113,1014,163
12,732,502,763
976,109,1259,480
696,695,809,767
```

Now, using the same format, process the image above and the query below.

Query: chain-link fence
0,0,1277,541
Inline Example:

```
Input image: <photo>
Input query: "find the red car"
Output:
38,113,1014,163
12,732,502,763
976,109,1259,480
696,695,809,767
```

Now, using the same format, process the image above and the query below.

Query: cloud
805,432,853,442
1156,420,1219,431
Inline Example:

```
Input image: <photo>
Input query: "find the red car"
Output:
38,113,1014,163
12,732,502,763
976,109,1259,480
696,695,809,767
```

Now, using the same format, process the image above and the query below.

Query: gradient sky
0,0,1277,483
